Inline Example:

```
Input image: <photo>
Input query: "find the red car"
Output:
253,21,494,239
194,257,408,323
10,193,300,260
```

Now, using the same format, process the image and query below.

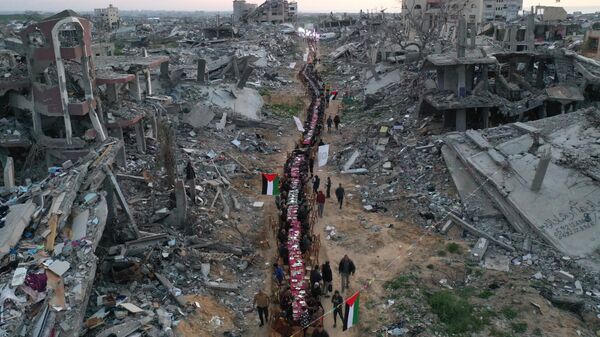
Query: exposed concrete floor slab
441,145,500,218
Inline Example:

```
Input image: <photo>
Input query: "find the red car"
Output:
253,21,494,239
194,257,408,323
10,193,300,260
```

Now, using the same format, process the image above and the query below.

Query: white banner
293,116,305,132
318,144,329,167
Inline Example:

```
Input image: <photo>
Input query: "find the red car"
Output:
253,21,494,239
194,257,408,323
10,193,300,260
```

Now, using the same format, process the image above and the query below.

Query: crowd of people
253,39,358,337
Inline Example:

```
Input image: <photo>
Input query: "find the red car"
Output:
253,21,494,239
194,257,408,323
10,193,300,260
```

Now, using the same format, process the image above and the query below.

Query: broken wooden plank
45,214,59,251
447,212,515,251
116,174,147,183
219,188,230,219
204,281,239,291
440,219,454,234
224,152,251,173
155,272,187,307
105,168,141,238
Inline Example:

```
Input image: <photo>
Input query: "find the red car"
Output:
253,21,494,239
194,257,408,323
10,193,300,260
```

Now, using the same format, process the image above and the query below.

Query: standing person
312,175,320,194
311,281,322,300
331,290,344,328
316,191,326,218
326,116,333,133
312,325,330,337
273,263,284,285
253,289,270,327
325,177,332,198
185,160,196,203
310,265,323,286
335,184,345,209
333,115,341,131
321,261,333,297
338,255,356,292
309,156,315,176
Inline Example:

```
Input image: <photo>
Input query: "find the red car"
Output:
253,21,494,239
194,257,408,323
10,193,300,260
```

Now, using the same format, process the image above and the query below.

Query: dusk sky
0,0,598,13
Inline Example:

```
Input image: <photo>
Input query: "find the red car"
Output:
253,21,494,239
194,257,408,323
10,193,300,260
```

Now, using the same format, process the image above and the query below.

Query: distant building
582,30,600,59
233,0,257,22
94,4,120,31
481,0,522,23
534,6,568,22
401,0,485,37
236,0,298,24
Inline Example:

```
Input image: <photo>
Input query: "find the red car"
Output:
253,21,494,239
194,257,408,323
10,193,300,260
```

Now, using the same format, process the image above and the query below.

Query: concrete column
457,65,466,97
509,27,518,52
142,47,148,57
107,83,119,104
149,112,159,139
175,179,187,229
3,157,15,189
197,59,206,84
560,103,566,114
437,68,444,89
457,17,467,58
237,65,255,89
531,148,551,191
456,109,467,132
104,177,118,225
481,65,489,90
481,107,490,129
135,122,147,154
526,14,535,51
144,70,152,96
232,56,240,79
130,74,142,102
110,126,127,167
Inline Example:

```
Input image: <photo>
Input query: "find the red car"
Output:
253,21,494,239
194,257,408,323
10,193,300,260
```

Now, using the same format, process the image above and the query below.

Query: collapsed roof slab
443,111,600,256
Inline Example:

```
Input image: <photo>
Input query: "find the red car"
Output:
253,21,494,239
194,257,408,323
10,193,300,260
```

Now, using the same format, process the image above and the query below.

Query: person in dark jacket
338,254,356,292
325,177,332,198
312,175,320,194
331,290,344,328
326,116,333,133
333,115,340,130
273,263,284,285
321,261,333,297
335,184,345,209
311,281,322,300
310,265,322,286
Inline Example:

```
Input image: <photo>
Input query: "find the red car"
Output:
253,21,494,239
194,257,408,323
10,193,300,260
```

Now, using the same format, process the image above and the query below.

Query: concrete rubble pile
441,108,600,317
316,9,600,333
0,8,304,337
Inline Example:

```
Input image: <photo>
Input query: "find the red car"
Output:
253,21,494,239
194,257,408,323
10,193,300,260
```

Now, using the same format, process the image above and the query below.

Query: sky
0,0,598,13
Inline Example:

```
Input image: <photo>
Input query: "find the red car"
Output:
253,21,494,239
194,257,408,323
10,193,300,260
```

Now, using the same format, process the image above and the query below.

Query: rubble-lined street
1,1,600,337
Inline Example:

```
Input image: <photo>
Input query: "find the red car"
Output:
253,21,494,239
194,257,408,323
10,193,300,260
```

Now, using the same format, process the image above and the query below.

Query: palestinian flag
343,291,360,331
262,173,280,196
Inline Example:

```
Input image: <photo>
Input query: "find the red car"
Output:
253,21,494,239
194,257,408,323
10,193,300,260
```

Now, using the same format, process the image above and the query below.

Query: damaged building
0,7,302,336
419,16,600,131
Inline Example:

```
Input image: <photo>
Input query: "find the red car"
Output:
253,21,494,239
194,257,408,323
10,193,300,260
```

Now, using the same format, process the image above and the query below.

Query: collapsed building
237,0,298,24
0,8,302,336
419,16,600,131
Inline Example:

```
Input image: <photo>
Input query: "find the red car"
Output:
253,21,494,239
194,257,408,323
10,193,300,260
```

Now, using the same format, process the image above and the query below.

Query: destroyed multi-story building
237,0,298,24
419,16,600,131
94,4,120,31
481,0,522,23
402,0,523,37
233,0,258,23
